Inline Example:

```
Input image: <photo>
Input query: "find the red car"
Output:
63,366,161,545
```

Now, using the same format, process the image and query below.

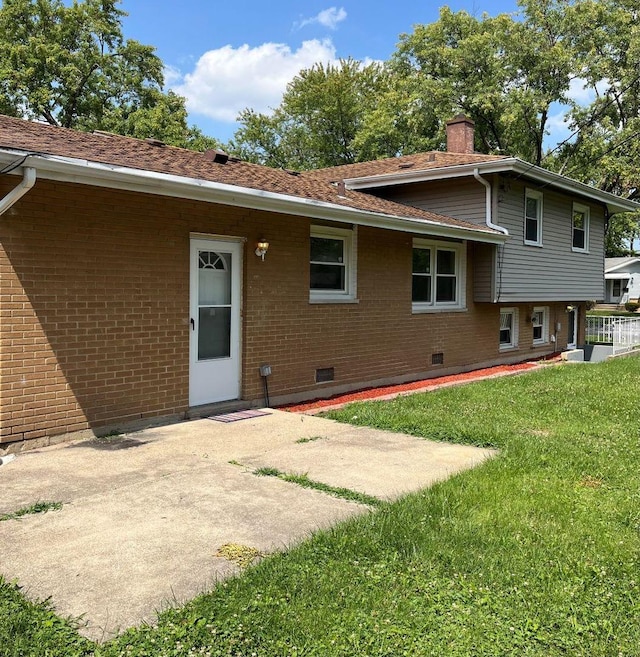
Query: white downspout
0,167,36,216
473,167,508,235
474,167,508,304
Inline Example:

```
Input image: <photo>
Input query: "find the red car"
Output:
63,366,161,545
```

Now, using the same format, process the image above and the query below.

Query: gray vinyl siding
373,174,605,302
381,178,487,226
494,180,605,302
473,242,497,302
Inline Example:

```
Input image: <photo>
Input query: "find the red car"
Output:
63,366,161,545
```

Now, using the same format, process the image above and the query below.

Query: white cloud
171,39,338,123
297,7,347,30
566,77,595,105
163,65,183,88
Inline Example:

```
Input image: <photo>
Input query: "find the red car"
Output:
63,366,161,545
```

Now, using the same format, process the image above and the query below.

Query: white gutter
0,151,508,244
0,166,36,215
473,168,509,235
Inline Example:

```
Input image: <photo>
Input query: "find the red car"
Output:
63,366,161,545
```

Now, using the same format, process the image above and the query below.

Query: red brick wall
0,178,571,449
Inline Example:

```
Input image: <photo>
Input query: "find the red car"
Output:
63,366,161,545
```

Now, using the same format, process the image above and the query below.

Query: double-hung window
572,203,589,252
531,306,549,345
499,308,518,350
412,239,466,311
310,225,356,302
524,189,543,246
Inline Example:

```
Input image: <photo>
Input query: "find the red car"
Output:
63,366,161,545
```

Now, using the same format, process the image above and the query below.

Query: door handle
190,317,195,331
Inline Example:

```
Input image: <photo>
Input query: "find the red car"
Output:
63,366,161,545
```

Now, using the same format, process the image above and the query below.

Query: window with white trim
531,306,549,345
524,189,543,246
412,239,466,311
310,225,356,301
499,308,518,350
572,203,589,252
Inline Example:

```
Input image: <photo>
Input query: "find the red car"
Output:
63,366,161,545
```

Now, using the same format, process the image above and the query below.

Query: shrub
624,301,640,312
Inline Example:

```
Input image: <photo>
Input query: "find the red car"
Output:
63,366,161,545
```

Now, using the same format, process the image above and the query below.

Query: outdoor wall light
255,238,269,261
566,305,575,313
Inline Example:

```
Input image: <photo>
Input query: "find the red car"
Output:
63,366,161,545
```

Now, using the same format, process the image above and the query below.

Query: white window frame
531,306,549,345
571,202,590,253
309,225,357,303
412,238,466,313
524,188,543,247
499,308,519,350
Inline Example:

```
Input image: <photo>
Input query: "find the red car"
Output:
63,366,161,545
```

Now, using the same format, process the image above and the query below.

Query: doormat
208,409,271,423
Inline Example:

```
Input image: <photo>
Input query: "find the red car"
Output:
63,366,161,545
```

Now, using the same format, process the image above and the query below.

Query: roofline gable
343,157,640,215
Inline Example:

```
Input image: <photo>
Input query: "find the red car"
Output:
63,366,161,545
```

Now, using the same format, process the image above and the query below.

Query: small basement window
315,367,335,383
532,306,549,345
500,308,519,350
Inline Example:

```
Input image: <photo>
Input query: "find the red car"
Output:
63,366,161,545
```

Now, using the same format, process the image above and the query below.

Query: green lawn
2,357,640,656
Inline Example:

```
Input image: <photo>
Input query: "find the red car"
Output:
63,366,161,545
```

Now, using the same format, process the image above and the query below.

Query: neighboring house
604,257,640,305
1,114,638,452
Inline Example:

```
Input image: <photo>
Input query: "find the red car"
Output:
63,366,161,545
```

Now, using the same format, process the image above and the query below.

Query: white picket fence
586,315,640,355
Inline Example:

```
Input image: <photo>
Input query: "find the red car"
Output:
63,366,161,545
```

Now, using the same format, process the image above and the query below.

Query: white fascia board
345,157,640,215
0,150,507,244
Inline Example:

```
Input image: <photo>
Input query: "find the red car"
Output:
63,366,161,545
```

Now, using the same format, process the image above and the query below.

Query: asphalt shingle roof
308,151,508,182
0,115,499,235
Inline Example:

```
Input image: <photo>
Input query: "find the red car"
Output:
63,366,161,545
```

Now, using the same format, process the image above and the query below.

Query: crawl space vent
431,352,444,365
315,367,335,383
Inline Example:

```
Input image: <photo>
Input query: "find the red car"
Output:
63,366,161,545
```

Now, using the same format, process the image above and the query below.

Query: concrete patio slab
0,410,495,642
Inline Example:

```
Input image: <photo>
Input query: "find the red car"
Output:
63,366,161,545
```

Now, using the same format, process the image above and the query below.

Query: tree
388,5,579,166
606,214,640,257
229,59,385,169
0,0,219,149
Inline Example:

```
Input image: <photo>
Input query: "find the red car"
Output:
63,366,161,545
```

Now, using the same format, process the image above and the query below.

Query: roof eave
345,158,640,215
0,150,507,245
605,257,640,273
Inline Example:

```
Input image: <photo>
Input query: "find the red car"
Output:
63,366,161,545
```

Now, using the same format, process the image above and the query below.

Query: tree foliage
228,59,385,169
229,0,640,253
0,0,220,150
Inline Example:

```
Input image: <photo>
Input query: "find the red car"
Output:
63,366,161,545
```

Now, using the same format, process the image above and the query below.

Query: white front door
189,238,242,406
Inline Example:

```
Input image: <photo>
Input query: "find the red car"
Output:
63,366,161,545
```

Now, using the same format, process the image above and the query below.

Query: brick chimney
446,114,475,154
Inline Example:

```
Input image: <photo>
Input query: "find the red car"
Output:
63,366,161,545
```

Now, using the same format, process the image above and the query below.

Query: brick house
1,114,637,452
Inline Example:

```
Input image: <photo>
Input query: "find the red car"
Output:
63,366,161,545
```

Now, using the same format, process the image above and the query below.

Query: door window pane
198,252,231,305
198,307,231,360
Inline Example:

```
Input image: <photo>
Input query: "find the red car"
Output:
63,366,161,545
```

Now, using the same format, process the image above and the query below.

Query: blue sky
118,1,536,143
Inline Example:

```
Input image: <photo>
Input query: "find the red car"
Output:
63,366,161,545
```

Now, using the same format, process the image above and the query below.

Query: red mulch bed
280,361,540,413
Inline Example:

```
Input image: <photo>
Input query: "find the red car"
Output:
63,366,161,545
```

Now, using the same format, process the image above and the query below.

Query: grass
2,357,640,655
254,466,383,507
295,435,325,444
0,501,62,522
